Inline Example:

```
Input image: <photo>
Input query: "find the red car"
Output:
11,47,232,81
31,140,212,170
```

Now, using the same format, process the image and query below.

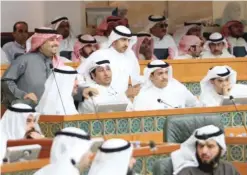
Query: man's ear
210,79,215,85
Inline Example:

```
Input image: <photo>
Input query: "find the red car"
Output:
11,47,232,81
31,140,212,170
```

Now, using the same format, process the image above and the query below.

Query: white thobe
199,84,247,107
133,79,200,111
152,34,177,49
59,36,76,52
78,83,132,113
77,48,141,94
94,35,108,49
201,49,235,59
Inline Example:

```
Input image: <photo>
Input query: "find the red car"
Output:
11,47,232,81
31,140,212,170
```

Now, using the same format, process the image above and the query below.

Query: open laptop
95,102,128,113
6,144,41,163
221,96,247,106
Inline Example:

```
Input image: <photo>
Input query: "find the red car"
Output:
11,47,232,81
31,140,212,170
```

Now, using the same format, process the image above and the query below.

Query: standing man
2,21,29,62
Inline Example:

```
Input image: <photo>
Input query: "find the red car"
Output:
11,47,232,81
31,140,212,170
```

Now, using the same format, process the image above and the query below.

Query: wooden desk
2,138,246,175
2,58,247,83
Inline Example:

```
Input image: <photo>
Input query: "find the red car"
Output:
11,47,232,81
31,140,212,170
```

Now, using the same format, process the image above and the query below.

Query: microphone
50,64,67,115
229,95,247,134
157,99,177,108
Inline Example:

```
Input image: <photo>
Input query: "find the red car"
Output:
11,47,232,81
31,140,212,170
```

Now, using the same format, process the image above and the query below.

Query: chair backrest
60,51,72,60
152,157,173,175
154,48,169,60
233,46,247,57
163,113,223,143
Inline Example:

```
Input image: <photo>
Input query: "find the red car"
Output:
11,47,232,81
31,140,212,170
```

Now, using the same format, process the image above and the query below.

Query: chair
233,46,247,57
163,113,223,143
60,51,72,60
152,157,173,175
154,48,169,60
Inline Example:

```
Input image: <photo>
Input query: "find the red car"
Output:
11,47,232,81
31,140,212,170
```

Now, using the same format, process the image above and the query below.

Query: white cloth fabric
1,48,10,64
144,15,167,33
175,54,194,60
152,34,177,49
36,66,78,115
51,17,76,52
34,127,93,175
94,35,108,49
201,49,235,59
199,66,247,106
77,26,141,94
226,36,247,56
88,138,133,175
171,125,226,175
78,56,132,113
133,60,200,111
0,122,7,165
0,103,41,140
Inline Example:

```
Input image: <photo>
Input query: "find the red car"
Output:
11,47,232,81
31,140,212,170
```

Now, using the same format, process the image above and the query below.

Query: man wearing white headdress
201,32,235,59
36,66,79,115
88,138,136,175
199,66,247,107
133,60,200,111
51,16,76,52
144,15,177,59
0,103,43,140
34,127,95,175
77,25,141,98
171,125,239,175
78,56,132,113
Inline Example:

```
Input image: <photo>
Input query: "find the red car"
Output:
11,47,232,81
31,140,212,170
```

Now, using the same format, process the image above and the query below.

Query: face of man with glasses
150,21,168,39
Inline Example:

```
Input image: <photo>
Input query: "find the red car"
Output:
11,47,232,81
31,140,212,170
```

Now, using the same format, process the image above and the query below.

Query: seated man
78,56,131,114
144,15,177,59
1,27,63,107
36,66,79,115
133,60,200,111
0,103,43,140
51,16,76,52
201,32,235,59
88,138,136,175
132,32,157,60
71,34,99,63
2,21,28,62
174,35,203,59
95,15,129,49
171,125,239,175
221,20,247,57
199,65,247,107
34,127,94,175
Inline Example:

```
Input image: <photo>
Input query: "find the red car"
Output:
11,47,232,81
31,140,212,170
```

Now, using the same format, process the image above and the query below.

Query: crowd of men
0,4,246,175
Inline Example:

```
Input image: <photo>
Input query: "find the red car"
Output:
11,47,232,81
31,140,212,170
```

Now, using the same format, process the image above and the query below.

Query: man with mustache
133,60,200,111
78,56,131,113
201,32,235,59
171,125,240,175
199,66,247,107
78,26,141,100
144,15,177,59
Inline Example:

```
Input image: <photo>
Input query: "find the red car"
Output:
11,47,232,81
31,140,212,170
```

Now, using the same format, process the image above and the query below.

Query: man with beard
171,125,240,175
0,103,44,140
221,20,247,57
199,65,247,107
201,32,235,59
71,34,99,62
144,15,177,59
133,60,200,111
2,21,29,62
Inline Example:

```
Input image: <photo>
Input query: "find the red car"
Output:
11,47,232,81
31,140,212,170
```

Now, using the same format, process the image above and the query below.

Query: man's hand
223,84,231,96
83,87,99,99
24,93,38,104
126,84,141,98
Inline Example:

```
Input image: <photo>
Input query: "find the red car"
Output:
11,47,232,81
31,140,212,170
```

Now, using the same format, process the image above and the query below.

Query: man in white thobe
78,56,132,113
51,16,76,52
144,15,177,59
36,66,79,115
171,125,239,175
88,138,136,175
0,103,43,140
221,20,247,57
199,66,247,107
133,60,200,111
201,32,235,59
77,25,141,98
34,127,95,175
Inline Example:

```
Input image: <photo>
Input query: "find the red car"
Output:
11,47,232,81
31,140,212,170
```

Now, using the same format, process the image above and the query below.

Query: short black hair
13,21,28,32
